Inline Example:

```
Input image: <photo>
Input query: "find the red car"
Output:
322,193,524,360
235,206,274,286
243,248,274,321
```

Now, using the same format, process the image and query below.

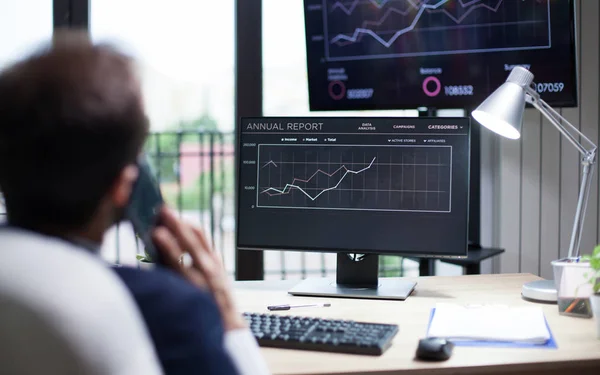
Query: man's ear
110,164,139,208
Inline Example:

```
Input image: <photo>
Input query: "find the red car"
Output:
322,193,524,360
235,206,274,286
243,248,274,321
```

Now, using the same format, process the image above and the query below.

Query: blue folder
426,308,558,349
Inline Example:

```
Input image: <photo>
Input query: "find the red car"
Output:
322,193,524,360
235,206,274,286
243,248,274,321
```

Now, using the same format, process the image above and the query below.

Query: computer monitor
236,117,470,300
303,0,578,110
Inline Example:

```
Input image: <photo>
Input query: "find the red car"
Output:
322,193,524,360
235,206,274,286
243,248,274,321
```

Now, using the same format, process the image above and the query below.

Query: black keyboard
243,312,399,355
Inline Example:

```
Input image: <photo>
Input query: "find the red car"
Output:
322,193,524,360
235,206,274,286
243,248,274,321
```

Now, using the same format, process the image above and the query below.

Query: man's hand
151,207,246,332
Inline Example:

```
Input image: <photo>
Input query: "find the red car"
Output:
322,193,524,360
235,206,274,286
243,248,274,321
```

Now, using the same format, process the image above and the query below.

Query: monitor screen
303,0,577,110
237,117,470,257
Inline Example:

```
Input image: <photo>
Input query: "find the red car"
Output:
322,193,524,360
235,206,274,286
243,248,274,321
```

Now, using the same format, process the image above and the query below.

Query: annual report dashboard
237,117,470,256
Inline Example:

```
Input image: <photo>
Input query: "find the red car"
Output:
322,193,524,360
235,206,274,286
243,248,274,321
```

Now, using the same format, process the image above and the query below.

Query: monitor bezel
235,116,470,258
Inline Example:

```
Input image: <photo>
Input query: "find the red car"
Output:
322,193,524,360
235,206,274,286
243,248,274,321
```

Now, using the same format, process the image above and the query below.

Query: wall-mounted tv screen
303,0,577,110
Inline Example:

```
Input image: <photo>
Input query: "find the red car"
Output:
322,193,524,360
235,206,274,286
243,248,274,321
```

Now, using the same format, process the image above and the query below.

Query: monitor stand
288,253,417,300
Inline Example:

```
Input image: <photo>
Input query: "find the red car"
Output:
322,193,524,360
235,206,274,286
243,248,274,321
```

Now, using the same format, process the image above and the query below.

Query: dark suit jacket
113,266,240,375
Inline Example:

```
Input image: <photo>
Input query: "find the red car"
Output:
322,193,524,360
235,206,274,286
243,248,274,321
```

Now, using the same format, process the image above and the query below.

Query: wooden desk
234,274,600,375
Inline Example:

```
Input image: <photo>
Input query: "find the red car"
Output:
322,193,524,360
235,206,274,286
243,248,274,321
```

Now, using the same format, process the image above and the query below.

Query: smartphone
125,154,164,263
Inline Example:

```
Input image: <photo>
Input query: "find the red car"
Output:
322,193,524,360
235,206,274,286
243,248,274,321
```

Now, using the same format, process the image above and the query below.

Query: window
91,0,235,132
91,0,236,269
0,1,53,69
0,0,53,220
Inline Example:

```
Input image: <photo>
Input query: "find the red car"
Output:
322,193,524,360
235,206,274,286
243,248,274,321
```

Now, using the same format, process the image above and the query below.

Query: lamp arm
525,87,597,158
525,86,597,258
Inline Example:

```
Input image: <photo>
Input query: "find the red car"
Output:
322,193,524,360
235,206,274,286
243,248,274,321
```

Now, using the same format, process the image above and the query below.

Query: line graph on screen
324,0,552,61
257,144,453,212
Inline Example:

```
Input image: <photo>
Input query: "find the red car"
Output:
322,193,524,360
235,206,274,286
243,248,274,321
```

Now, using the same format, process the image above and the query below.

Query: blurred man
0,31,269,375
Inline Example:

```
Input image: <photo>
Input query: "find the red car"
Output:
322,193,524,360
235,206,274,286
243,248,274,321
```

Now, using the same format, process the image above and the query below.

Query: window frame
53,0,89,28
54,0,265,280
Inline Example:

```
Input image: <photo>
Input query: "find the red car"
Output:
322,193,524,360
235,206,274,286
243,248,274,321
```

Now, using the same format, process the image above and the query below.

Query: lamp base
521,279,557,303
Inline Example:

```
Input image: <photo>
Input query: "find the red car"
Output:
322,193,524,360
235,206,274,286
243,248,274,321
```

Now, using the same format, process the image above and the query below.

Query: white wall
493,0,600,278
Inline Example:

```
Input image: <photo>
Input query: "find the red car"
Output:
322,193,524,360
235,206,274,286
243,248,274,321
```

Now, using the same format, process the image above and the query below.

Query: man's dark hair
0,31,149,230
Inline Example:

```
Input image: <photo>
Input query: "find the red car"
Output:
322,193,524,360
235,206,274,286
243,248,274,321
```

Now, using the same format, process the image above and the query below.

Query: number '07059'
535,83,565,93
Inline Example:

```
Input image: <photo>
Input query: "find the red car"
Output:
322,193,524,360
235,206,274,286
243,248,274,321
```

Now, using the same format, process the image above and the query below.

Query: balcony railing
1,130,414,279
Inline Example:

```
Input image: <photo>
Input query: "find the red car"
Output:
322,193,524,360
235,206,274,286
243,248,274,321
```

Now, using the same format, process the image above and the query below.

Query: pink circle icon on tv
422,76,441,97
328,81,346,100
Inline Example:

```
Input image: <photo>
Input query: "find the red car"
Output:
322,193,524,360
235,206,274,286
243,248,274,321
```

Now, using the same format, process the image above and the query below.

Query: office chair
0,228,163,375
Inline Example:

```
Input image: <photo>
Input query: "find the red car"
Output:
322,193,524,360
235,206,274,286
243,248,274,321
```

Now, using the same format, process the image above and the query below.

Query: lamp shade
472,67,535,140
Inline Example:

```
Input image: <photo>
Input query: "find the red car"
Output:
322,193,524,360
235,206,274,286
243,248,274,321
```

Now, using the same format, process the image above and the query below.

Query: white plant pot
592,294,600,339
592,295,600,338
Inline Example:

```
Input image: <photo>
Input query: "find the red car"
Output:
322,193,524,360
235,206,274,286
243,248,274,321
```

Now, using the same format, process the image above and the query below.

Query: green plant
144,113,220,182
379,256,404,277
136,253,154,263
134,233,155,263
162,162,234,211
582,245,600,294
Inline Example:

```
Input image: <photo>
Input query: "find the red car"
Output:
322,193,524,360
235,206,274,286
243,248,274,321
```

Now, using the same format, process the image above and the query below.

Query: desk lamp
472,66,597,303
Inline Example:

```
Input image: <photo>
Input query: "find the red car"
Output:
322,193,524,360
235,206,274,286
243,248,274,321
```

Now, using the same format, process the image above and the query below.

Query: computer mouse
415,337,454,361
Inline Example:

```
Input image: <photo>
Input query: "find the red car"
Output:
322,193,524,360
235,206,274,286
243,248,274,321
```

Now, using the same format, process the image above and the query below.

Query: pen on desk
267,303,331,311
